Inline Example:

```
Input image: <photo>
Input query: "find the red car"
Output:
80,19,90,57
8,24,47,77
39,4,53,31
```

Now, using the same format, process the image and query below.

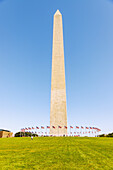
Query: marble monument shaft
50,10,67,136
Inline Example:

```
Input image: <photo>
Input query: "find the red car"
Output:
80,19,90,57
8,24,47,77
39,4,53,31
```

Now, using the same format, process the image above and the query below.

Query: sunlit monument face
50,10,67,136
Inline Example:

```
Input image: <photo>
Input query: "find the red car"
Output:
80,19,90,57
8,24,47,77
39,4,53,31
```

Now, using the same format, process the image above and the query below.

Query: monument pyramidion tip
54,9,61,16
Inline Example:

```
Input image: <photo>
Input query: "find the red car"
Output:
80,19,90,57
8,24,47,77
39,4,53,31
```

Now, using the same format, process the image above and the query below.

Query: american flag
21,128,25,132
58,126,62,128
76,126,79,129
64,126,67,129
81,126,84,129
25,128,28,130
28,127,31,130
52,126,55,129
47,126,50,128
32,127,35,129
89,127,93,129
41,126,44,129
74,132,76,134
86,127,89,129
36,126,39,129
70,126,73,128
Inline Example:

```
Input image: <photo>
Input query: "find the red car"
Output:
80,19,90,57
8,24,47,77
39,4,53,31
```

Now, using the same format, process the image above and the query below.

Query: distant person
31,136,33,140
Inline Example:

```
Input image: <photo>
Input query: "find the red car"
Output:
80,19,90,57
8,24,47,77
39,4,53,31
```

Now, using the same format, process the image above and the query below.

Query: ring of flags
21,126,101,137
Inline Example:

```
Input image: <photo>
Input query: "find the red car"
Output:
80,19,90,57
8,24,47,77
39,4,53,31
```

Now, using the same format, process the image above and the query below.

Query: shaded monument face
50,10,67,136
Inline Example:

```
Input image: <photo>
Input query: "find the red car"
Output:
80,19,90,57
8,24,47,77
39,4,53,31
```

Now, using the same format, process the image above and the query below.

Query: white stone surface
50,10,67,136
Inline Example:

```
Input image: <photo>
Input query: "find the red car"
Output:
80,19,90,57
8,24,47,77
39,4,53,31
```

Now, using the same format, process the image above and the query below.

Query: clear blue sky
0,0,113,135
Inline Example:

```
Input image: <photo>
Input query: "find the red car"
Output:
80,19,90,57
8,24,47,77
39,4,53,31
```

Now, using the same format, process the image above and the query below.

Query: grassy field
0,137,113,169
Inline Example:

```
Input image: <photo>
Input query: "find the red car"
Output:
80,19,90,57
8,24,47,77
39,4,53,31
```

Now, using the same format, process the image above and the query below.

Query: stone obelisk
50,10,67,136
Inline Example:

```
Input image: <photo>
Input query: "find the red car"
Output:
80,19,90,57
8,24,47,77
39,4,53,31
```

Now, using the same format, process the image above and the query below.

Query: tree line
99,132,113,137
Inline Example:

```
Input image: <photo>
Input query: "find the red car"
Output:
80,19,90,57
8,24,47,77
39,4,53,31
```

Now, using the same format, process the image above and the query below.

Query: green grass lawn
0,137,113,169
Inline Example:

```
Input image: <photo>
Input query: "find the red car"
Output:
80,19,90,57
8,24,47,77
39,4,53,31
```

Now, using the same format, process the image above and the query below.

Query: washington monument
50,10,67,136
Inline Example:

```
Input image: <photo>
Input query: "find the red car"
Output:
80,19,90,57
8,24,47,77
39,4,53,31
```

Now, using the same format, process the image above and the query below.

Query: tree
106,133,113,137
14,132,38,137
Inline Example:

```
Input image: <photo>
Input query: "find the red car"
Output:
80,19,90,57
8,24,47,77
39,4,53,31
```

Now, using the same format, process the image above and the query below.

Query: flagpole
64,127,65,135
85,127,86,137
58,126,59,137
75,127,76,137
